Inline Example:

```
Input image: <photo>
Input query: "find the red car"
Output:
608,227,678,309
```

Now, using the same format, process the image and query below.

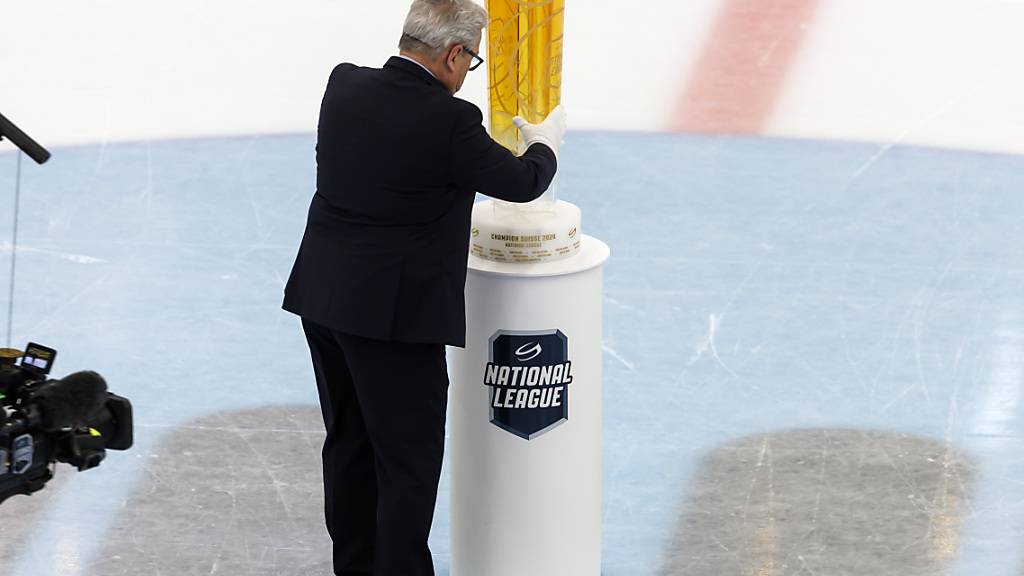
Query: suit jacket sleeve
450,100,558,203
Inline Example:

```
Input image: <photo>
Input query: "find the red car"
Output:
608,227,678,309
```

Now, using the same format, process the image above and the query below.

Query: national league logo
483,330,573,440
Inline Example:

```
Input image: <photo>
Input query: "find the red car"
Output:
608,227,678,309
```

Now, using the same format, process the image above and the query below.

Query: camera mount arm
0,112,49,165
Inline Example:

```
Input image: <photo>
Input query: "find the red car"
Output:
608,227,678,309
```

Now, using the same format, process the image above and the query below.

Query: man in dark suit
282,1,566,574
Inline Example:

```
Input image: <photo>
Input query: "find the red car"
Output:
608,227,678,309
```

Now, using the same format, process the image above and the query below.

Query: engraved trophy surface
487,0,564,170
472,0,581,264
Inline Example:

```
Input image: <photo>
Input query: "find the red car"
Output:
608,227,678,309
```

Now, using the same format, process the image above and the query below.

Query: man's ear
446,45,463,71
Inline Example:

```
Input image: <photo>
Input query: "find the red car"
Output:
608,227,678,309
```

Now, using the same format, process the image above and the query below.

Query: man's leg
302,320,378,576
334,332,449,576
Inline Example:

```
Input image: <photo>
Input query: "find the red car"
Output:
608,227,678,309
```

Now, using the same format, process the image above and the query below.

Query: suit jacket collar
384,56,448,92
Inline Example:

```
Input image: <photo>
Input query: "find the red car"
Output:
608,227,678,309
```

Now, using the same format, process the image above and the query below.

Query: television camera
0,343,133,505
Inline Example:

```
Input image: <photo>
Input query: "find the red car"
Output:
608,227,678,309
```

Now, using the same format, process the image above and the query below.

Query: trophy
487,0,564,166
453,7,609,575
470,0,581,264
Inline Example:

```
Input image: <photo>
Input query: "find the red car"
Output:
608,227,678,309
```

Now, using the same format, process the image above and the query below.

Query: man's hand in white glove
512,105,567,160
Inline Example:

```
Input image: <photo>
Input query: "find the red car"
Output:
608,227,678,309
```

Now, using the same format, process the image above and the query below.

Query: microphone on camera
0,112,51,165
32,371,109,432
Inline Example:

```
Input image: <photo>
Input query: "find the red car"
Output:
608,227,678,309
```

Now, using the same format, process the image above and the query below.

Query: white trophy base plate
470,199,582,264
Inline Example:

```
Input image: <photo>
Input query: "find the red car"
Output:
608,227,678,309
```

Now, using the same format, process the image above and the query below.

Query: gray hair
399,0,488,57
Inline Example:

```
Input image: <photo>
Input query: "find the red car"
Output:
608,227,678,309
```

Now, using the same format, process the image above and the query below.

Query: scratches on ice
690,313,739,379
603,343,636,372
0,241,107,264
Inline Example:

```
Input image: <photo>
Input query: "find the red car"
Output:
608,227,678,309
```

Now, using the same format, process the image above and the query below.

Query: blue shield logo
483,330,572,440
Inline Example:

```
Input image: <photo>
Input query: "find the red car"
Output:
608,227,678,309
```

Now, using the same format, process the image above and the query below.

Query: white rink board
4,1,1024,153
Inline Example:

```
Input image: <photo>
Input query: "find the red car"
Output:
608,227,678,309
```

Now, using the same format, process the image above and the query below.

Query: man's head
399,0,488,95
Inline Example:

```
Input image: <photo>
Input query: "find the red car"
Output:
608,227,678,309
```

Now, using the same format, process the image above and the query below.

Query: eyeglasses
401,34,484,71
462,46,484,71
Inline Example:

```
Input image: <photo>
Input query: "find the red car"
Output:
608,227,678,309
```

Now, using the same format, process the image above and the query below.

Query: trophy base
470,199,582,264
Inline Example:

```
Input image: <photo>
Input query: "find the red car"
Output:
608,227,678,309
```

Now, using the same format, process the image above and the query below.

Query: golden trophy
471,0,581,264
487,0,564,161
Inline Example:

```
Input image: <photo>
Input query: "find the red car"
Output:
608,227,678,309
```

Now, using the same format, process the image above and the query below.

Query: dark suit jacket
283,57,558,347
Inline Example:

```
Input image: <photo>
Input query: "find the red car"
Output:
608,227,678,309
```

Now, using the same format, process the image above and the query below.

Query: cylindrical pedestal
450,234,610,576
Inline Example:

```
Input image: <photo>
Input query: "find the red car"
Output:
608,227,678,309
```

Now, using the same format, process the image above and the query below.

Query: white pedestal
449,234,610,576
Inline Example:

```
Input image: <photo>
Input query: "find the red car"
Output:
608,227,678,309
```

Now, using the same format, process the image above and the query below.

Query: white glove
512,104,567,159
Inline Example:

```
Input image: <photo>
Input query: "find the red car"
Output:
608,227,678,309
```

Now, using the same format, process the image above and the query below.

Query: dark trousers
302,319,449,576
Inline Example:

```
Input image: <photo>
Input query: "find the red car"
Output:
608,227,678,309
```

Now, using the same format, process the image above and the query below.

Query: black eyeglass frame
462,46,484,71
402,33,484,71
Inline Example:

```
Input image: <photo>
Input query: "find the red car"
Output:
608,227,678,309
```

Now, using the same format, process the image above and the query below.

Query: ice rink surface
2,131,1023,574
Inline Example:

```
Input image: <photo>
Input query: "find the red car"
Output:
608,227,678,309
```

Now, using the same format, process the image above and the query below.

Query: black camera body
0,343,133,505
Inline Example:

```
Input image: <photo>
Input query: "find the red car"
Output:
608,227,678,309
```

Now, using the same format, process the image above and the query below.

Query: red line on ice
671,0,819,134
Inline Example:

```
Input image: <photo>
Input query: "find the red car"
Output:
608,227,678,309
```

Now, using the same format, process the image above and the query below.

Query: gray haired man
283,0,567,574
